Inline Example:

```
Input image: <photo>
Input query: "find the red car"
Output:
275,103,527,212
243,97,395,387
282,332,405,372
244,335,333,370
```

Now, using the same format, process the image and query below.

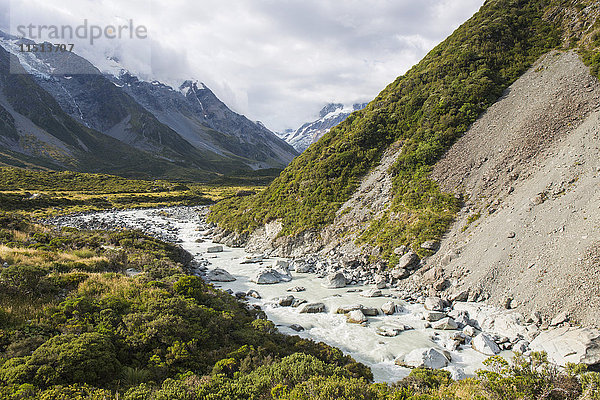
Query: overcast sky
2,0,484,132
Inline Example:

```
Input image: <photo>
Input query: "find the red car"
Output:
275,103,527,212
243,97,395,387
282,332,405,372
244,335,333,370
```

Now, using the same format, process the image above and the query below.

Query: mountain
0,32,297,179
283,103,367,152
209,0,600,327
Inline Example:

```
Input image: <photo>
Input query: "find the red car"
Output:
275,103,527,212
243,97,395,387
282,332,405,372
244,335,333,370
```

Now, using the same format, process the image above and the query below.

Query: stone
393,245,407,255
347,309,368,323
472,333,501,356
397,348,449,369
424,297,445,311
336,304,363,314
273,265,293,282
443,366,467,381
272,295,294,307
323,272,347,289
247,290,261,299
550,311,569,326
375,275,387,289
206,268,236,282
381,301,398,315
291,298,307,308
234,291,246,299
397,251,420,270
287,286,306,292
125,268,141,277
513,340,530,354
377,326,403,337
299,302,326,313
529,327,600,366
251,269,282,284
421,240,440,251
424,311,447,322
290,324,304,332
432,317,458,330
207,245,223,253
361,307,379,316
241,255,263,264
507,231,516,238
272,259,289,269
448,290,469,303
526,311,542,325
361,289,383,298
391,268,410,280
295,263,312,273
463,326,476,337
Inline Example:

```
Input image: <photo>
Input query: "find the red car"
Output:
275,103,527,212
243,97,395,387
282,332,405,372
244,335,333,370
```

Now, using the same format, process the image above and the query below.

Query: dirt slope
426,50,600,328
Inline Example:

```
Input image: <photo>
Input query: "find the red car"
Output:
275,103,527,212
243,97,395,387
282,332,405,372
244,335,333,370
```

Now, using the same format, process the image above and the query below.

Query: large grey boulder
206,268,236,282
381,301,398,315
397,348,449,369
529,327,600,366
272,295,294,307
472,333,501,355
299,302,326,313
347,310,368,323
425,297,445,311
424,311,447,322
397,251,420,270
361,289,382,298
323,272,347,288
336,304,363,314
361,307,379,316
251,269,282,284
432,317,458,330
207,245,223,253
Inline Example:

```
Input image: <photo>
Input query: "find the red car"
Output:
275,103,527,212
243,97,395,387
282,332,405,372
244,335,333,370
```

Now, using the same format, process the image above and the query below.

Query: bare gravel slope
427,51,600,328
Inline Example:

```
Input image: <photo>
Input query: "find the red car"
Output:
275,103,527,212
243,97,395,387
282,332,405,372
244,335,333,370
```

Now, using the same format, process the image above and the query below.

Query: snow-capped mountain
0,31,297,177
284,103,367,152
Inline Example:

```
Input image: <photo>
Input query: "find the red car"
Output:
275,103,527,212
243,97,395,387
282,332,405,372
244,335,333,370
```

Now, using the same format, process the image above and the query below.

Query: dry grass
0,245,107,267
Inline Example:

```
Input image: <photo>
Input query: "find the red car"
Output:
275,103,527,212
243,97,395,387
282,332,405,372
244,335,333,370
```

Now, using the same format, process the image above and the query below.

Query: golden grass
0,245,107,266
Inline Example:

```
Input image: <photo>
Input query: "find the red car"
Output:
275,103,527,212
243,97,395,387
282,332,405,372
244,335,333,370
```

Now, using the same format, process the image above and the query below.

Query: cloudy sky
3,0,484,132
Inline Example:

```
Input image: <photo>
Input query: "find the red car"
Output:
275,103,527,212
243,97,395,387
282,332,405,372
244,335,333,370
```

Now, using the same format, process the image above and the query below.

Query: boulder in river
361,307,379,316
206,268,236,282
299,302,326,313
336,304,363,314
347,310,368,324
291,298,307,308
424,311,446,322
247,290,261,299
376,326,403,337
381,301,398,315
323,272,347,288
287,286,306,292
397,348,449,369
529,326,600,366
207,245,223,253
472,333,500,356
290,324,305,332
432,317,458,330
272,295,294,307
251,267,291,284
361,289,382,298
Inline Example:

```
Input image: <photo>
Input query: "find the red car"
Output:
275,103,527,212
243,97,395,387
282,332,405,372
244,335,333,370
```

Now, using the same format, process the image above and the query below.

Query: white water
62,207,501,383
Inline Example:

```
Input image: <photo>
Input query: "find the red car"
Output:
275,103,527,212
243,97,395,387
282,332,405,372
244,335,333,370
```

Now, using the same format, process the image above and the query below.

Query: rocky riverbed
48,206,600,381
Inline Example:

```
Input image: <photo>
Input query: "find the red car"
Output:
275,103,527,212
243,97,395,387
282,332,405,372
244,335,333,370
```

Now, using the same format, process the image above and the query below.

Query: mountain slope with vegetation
210,0,599,263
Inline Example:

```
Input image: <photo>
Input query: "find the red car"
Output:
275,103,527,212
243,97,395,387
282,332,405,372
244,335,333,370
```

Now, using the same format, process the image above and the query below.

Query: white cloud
4,0,484,131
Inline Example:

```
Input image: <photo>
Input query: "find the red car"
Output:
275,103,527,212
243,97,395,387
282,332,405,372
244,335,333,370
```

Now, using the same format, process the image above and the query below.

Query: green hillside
209,0,600,262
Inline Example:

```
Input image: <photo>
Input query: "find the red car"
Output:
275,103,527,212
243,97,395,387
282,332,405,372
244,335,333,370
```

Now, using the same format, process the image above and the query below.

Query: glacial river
59,206,499,383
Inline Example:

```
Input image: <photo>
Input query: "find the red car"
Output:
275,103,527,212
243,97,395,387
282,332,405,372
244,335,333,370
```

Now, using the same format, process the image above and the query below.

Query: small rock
361,307,379,316
347,309,368,323
287,286,306,292
526,311,542,325
273,295,294,307
443,366,467,380
397,251,420,270
421,241,440,251
507,231,516,238
246,290,261,299
361,289,383,298
424,311,447,322
550,311,569,326
377,326,403,337
432,317,458,330
397,348,449,369
299,302,326,313
463,326,476,337
336,304,363,314
289,324,304,332
291,298,307,308
391,268,410,280
513,340,529,353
